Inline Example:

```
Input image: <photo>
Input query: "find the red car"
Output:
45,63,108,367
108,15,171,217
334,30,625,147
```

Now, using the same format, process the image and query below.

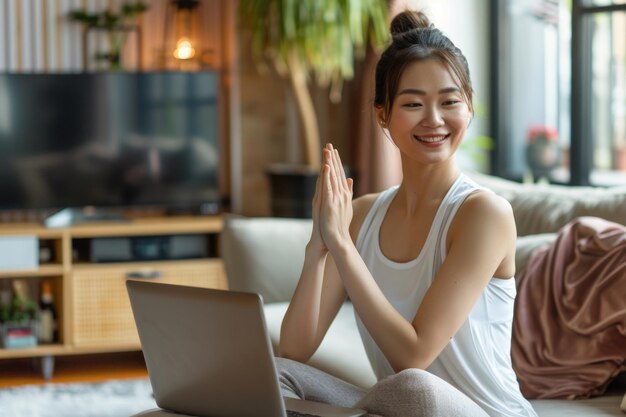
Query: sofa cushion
530,395,625,416
220,216,312,303
264,302,377,389
469,172,626,236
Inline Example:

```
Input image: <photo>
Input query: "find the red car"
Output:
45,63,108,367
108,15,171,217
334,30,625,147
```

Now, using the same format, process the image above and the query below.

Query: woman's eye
402,102,422,108
443,100,461,106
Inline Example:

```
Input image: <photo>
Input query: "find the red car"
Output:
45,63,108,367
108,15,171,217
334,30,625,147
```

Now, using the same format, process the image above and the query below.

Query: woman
278,10,538,417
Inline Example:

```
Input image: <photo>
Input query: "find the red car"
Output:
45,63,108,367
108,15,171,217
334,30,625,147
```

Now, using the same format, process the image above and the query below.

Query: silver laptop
126,280,366,417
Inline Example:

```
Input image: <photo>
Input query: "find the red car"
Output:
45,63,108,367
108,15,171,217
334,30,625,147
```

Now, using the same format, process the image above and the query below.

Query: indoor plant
525,125,560,182
239,0,389,216
69,1,148,70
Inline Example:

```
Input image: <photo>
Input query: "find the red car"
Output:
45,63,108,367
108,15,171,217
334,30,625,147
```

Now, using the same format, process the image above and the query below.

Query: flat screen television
0,71,220,217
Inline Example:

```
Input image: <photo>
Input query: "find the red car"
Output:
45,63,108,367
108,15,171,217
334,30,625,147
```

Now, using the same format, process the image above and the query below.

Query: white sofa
220,173,626,417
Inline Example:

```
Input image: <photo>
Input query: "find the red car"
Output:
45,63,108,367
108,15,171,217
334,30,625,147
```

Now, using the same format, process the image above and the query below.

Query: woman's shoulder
447,187,517,277
451,188,516,242
462,188,513,218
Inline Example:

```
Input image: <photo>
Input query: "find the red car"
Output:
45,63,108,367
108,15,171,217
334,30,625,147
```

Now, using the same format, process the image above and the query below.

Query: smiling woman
377,59,473,166
276,8,538,417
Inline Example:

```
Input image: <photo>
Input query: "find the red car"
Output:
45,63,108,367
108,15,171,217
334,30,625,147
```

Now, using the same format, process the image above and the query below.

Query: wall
0,0,223,72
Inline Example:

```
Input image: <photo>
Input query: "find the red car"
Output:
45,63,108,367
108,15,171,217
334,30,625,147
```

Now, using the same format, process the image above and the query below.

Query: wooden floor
0,351,148,388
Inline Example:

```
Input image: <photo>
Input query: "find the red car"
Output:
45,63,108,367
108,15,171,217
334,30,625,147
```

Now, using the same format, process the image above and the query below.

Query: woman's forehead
398,59,462,92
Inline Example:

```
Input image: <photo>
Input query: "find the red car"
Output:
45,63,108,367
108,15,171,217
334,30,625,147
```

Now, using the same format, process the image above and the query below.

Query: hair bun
390,10,433,36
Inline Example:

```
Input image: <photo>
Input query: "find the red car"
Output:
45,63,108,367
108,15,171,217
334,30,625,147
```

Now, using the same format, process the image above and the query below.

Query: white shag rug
0,378,158,417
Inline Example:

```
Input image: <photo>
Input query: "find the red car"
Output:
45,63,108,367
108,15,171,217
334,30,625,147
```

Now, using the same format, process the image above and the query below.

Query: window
491,0,626,185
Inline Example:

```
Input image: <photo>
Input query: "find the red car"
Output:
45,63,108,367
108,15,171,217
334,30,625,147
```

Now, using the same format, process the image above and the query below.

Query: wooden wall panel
0,0,224,73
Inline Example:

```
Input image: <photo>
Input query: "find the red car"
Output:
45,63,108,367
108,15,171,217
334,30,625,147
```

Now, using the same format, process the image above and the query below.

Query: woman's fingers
328,144,351,194
334,149,350,192
323,163,333,198
327,144,340,183
312,166,322,220
323,143,354,200
315,151,324,198
331,148,343,187
325,146,339,196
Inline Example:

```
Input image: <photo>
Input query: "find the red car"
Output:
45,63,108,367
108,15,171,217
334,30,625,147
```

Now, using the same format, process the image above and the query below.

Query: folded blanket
511,216,626,399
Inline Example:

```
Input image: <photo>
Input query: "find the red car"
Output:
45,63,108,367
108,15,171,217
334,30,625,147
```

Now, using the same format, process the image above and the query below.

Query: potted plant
239,0,389,217
0,280,38,349
69,1,148,70
525,125,560,182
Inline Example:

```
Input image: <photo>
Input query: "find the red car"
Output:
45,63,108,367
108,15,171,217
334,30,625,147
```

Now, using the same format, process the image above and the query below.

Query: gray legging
276,357,489,417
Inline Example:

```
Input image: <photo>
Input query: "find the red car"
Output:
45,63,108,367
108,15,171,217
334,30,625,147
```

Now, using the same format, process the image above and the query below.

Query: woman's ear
375,107,387,128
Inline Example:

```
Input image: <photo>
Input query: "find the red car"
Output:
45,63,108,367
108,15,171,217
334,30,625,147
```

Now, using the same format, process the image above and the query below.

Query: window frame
490,0,626,185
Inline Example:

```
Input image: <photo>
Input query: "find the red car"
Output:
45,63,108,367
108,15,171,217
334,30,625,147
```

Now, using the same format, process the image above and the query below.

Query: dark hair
374,10,474,123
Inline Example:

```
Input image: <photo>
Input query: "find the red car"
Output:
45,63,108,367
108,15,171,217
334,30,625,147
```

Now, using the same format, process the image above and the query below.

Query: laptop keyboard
286,411,322,417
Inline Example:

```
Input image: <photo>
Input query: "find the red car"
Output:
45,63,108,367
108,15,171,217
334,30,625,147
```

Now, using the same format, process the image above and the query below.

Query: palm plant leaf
239,0,389,169
240,0,389,95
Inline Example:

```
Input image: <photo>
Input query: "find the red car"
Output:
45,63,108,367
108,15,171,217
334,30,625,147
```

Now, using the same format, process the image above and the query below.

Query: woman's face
378,59,472,166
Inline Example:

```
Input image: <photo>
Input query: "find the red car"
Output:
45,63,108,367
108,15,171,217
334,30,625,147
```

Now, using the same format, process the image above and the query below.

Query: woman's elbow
389,352,434,373
278,343,312,363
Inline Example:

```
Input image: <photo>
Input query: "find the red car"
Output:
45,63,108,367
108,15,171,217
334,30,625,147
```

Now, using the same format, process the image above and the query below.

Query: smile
414,134,449,143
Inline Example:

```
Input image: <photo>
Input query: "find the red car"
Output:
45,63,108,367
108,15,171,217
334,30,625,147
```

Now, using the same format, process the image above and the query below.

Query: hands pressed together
310,143,354,256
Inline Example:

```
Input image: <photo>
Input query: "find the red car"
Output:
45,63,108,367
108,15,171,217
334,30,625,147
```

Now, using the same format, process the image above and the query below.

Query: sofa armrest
220,216,313,303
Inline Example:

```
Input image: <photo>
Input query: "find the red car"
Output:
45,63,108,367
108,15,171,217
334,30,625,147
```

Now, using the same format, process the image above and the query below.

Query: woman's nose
420,106,444,127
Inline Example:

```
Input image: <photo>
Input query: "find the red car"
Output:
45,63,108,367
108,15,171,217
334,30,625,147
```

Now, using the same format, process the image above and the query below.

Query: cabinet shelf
0,343,151,359
0,215,226,380
0,265,64,279
0,344,68,359
68,216,222,237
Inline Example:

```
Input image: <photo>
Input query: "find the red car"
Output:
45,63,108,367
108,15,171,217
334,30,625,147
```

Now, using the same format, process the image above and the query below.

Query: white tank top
354,173,537,417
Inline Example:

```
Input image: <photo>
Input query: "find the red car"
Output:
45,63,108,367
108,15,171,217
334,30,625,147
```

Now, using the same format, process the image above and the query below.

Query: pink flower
527,125,558,143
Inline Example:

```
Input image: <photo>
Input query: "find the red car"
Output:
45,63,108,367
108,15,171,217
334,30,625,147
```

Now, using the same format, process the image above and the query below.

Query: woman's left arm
320,145,516,372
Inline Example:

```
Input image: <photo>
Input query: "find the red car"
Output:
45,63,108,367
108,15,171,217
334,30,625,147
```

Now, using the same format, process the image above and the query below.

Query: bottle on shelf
38,280,57,344
0,283,11,323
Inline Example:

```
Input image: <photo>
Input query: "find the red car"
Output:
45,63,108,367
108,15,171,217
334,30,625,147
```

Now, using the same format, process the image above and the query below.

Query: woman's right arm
279,146,376,362
278,247,347,362
279,152,348,361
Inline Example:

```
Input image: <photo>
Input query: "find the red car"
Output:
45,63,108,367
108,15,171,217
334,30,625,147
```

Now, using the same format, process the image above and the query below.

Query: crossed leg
356,368,489,417
276,358,488,417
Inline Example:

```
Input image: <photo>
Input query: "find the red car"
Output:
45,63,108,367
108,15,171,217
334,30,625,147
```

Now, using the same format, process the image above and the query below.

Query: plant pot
526,141,560,181
0,320,38,349
267,164,318,218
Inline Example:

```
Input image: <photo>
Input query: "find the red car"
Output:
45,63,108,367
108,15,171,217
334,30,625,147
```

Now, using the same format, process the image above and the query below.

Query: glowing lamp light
173,38,195,60
162,0,201,68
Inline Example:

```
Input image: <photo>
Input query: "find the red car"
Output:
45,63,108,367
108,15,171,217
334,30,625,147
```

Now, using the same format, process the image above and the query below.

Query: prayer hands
309,149,328,255
318,143,353,253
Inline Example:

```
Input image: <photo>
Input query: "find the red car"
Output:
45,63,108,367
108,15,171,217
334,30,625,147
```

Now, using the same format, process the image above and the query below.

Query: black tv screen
0,71,220,213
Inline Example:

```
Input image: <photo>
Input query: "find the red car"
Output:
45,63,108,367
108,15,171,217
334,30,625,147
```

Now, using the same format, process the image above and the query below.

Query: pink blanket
512,216,626,399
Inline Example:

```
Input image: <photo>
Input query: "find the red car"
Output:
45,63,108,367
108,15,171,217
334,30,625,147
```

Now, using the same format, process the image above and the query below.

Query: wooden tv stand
0,216,227,379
